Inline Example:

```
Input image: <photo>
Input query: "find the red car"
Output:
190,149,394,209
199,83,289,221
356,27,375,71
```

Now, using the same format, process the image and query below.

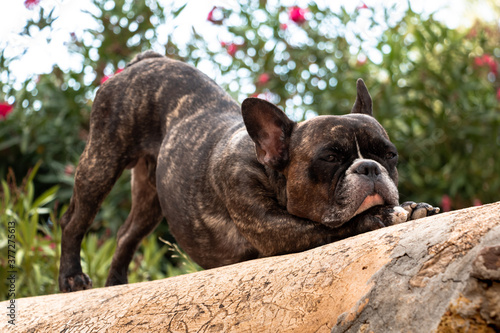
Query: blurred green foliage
1,0,499,298
0,164,199,300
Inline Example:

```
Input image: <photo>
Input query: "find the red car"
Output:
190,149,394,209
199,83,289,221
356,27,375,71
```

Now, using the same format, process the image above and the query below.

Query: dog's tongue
354,194,384,216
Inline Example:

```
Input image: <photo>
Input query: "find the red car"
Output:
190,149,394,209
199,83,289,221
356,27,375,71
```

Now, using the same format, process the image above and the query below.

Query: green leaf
31,185,59,211
173,3,187,16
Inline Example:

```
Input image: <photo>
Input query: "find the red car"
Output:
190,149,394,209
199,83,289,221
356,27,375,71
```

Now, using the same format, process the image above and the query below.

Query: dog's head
242,79,399,228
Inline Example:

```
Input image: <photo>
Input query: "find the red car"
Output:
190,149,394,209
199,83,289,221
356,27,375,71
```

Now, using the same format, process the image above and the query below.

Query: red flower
207,6,216,22
100,68,124,84
357,3,369,10
280,23,288,30
207,6,224,24
441,195,451,212
221,41,239,56
289,7,307,25
227,44,238,57
24,0,41,10
0,102,13,119
101,75,112,84
257,73,270,85
483,55,497,75
489,63,498,75
474,54,497,75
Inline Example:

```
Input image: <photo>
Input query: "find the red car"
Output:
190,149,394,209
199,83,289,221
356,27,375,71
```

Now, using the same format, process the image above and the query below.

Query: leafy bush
0,166,199,300
0,163,61,298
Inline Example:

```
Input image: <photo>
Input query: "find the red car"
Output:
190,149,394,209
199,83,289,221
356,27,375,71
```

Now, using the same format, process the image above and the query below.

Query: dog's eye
385,152,397,160
322,154,339,163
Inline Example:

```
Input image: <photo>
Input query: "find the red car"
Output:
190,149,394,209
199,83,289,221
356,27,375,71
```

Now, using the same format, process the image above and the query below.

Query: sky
0,0,496,86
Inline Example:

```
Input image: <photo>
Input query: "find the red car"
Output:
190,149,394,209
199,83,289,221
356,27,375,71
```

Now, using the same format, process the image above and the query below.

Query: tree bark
2,202,500,332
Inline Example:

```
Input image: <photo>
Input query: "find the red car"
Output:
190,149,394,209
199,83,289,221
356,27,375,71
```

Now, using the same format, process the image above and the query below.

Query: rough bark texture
2,202,499,332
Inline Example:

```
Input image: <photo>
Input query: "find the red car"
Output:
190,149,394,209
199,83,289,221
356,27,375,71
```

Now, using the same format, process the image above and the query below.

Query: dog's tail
126,50,165,68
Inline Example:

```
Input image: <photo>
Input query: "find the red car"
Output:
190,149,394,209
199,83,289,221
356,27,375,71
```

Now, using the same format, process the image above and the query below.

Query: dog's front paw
389,206,410,224
400,201,440,221
59,272,92,292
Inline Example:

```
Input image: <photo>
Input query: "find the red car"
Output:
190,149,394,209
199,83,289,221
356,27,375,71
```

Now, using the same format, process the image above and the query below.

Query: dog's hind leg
105,156,163,286
58,137,130,292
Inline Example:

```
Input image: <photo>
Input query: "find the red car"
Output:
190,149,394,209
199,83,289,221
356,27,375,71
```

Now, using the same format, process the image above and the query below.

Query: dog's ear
351,79,373,116
242,98,295,171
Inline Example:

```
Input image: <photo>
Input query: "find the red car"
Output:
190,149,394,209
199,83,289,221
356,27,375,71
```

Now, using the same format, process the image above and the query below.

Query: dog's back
91,52,241,164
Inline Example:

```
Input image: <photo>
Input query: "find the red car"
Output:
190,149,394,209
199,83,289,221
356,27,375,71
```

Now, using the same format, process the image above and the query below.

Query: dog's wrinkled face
242,79,399,228
285,114,399,227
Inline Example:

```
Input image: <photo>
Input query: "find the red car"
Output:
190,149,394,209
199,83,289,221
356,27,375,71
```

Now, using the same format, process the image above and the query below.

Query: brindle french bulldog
58,51,439,292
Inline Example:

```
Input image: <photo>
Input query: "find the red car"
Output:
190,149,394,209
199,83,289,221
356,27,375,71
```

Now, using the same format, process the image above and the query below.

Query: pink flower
280,23,288,30
441,195,451,212
101,75,112,84
490,63,498,75
356,55,368,66
252,92,273,101
0,102,13,119
357,3,369,10
100,68,124,84
473,198,482,206
64,164,75,176
289,7,307,25
221,41,239,55
484,55,497,75
257,73,270,85
227,44,238,57
207,6,216,22
24,0,41,10
474,54,497,75
207,6,224,24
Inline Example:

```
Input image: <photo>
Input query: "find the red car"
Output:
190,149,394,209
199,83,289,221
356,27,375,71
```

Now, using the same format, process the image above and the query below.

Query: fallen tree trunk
2,202,500,332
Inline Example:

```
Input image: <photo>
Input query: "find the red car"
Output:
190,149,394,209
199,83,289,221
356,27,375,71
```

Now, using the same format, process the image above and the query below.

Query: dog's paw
400,201,440,221
59,272,92,292
389,206,410,225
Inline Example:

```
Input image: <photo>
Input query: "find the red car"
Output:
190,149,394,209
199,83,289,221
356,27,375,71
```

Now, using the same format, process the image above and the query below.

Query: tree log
2,202,500,332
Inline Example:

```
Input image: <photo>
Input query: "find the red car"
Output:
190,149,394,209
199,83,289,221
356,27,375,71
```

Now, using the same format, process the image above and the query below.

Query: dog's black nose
354,160,381,179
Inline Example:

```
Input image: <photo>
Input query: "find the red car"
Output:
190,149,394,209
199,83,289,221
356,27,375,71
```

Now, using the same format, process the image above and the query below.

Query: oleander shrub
0,165,199,299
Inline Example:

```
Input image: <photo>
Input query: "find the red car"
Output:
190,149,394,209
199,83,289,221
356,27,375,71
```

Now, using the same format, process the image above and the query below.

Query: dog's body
59,51,438,292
